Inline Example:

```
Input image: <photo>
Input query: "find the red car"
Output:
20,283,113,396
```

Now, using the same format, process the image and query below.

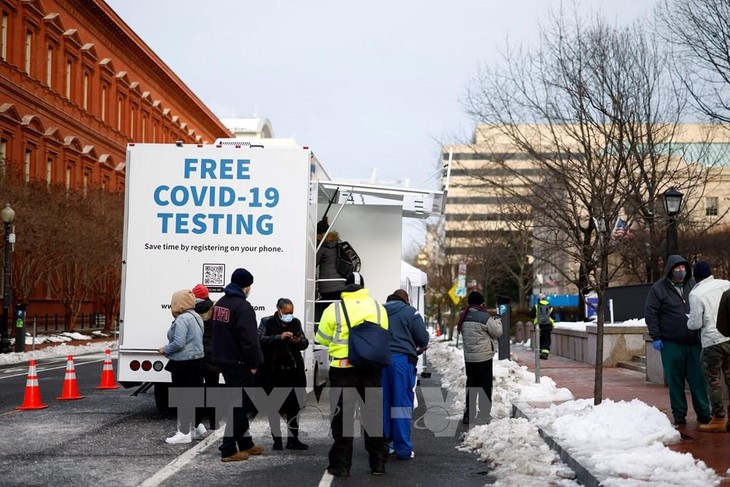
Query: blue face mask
671,269,686,281
280,313,294,323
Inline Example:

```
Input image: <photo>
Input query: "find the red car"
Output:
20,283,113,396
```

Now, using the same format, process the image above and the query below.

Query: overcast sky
105,0,658,250
105,1,659,181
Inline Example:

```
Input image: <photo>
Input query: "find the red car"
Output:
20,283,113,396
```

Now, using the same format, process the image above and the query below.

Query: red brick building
0,0,230,191
0,0,231,329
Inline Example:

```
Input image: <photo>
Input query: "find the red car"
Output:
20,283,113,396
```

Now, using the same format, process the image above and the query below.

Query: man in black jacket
645,254,711,426
212,268,264,462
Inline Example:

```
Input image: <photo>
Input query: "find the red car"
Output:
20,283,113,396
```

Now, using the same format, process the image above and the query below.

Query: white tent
400,261,428,316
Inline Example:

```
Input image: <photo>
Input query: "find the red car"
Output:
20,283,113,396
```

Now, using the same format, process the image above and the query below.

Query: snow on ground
0,331,117,366
554,318,646,332
426,339,720,486
1,328,720,485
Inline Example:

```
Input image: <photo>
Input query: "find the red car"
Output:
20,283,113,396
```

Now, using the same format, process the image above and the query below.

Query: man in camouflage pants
687,261,730,432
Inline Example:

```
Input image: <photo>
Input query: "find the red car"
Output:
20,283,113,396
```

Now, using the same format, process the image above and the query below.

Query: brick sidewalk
509,344,730,485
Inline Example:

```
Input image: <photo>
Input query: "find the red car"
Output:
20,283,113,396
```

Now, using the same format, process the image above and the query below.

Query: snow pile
0,332,117,366
533,399,718,486
459,418,579,486
426,340,573,419
426,339,720,486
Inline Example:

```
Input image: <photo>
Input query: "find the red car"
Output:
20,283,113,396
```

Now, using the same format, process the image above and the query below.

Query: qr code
202,264,225,287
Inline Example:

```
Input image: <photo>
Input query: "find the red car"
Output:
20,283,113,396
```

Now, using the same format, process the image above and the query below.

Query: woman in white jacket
158,289,206,443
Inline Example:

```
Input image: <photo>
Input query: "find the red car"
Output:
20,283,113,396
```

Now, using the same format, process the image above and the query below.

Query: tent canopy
401,261,427,288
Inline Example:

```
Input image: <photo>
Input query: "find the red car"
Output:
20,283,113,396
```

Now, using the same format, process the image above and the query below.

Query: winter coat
530,299,554,326
211,283,263,368
460,305,503,363
258,314,309,387
162,289,204,361
315,287,389,367
316,232,345,294
195,298,219,376
645,254,700,345
383,300,429,361
687,276,730,348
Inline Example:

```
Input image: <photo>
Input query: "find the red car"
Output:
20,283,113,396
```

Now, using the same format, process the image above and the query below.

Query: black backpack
537,303,551,325
336,241,361,277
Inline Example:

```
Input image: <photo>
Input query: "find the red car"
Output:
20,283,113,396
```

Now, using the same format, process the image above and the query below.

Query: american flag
612,217,629,239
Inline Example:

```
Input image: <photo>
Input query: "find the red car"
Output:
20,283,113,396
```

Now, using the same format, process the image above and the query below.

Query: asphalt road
0,354,494,486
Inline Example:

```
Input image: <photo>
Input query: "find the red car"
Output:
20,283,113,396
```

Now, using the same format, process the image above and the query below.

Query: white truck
117,140,444,410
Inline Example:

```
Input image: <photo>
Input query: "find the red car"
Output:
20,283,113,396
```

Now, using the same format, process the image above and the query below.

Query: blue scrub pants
382,353,416,459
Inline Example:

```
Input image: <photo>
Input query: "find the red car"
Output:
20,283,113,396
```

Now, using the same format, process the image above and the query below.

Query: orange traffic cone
57,355,84,400
436,326,442,337
16,359,49,410
97,349,119,390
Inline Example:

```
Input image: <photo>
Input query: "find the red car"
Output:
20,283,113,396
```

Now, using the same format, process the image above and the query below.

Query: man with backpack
530,293,554,360
315,272,390,478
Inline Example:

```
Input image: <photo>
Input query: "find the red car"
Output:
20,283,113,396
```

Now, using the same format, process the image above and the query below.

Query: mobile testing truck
117,140,445,409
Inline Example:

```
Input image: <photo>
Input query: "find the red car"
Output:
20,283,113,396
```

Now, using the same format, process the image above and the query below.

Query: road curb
511,403,601,487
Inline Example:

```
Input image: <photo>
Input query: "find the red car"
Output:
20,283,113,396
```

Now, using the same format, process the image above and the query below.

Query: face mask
280,313,294,323
671,269,686,281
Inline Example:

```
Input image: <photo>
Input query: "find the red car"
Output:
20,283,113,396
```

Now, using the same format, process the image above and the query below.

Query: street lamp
1,203,14,353
663,188,684,261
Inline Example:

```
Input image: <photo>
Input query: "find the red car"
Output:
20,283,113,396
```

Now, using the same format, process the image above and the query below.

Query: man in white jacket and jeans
687,260,730,432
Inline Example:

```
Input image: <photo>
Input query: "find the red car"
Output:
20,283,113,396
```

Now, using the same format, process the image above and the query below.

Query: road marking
318,469,334,487
1,368,25,374
0,359,104,380
138,425,225,487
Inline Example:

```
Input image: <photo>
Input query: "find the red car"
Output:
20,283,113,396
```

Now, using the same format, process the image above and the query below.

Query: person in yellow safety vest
315,272,390,478
530,293,555,360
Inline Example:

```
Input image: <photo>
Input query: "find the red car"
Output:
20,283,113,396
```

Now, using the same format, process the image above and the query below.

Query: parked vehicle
117,139,444,410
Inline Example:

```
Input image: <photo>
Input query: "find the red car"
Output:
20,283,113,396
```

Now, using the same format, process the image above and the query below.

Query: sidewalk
510,345,730,485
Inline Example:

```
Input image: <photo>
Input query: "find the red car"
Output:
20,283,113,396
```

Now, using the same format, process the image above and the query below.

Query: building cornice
62,0,230,138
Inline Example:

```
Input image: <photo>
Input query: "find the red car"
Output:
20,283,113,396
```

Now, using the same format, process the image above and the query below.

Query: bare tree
462,13,714,404
86,189,124,332
660,0,730,123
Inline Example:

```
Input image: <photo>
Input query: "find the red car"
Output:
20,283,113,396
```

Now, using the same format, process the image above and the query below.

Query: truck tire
154,383,171,413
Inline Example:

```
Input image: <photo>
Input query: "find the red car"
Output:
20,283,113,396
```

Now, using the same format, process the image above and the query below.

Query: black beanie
694,261,711,282
467,291,485,306
231,268,254,288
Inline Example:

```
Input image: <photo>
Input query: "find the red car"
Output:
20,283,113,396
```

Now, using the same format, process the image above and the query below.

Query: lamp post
1,203,14,354
663,188,684,261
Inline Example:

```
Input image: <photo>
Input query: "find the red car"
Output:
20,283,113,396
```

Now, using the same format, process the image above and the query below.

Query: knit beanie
694,261,712,282
345,272,364,287
467,291,485,306
192,283,209,300
231,268,254,288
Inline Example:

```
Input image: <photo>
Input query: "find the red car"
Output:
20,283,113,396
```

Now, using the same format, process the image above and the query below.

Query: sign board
120,143,309,353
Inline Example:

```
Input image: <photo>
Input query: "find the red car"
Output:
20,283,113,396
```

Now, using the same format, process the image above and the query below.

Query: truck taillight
141,361,152,371
130,360,140,371
153,361,164,371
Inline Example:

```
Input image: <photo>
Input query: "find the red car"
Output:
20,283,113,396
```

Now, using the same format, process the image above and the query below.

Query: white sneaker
165,431,192,444
192,423,207,439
